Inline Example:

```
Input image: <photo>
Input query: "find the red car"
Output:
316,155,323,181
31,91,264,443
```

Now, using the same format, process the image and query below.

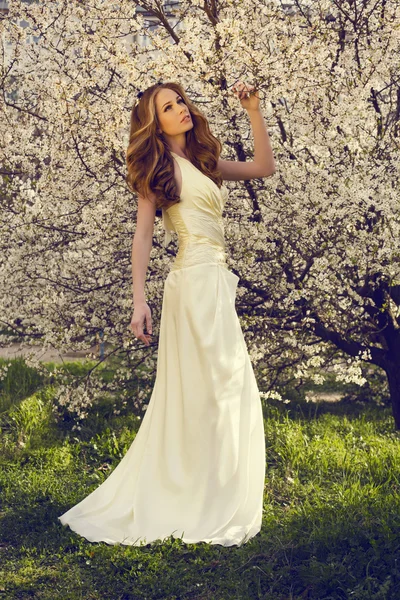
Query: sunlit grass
0,357,399,599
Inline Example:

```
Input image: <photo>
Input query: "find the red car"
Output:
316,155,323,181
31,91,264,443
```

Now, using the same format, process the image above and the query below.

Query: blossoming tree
1,0,399,426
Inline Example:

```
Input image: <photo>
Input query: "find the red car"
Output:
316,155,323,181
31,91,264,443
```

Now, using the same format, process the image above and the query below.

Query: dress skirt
59,263,266,546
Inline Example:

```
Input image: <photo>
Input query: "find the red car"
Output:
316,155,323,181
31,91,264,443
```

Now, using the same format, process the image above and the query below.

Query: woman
59,80,276,547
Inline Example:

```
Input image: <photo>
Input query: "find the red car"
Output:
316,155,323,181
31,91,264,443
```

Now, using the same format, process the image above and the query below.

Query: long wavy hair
126,81,223,212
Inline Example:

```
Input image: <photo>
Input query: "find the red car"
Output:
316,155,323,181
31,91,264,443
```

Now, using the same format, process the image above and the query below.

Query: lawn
0,357,399,600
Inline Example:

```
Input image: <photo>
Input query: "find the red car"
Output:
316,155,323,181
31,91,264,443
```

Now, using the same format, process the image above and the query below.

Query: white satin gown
59,151,266,546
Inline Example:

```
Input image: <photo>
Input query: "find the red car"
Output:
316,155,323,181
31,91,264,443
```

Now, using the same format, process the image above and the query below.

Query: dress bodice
162,151,229,272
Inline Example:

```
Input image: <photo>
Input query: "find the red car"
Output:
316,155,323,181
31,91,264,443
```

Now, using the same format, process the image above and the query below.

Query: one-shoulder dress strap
170,151,192,168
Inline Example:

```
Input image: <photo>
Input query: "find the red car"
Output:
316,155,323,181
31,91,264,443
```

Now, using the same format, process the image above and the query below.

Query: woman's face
155,88,193,137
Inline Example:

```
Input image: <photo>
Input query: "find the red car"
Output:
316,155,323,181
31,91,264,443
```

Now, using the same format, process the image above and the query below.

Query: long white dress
59,151,266,547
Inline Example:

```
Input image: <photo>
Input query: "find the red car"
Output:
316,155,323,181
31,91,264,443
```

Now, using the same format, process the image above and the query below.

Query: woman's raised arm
218,81,276,181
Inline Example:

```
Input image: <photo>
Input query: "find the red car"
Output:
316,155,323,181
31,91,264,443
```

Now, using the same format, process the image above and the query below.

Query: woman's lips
181,115,191,123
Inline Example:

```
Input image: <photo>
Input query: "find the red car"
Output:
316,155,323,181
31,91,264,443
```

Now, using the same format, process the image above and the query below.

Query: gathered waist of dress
170,235,228,272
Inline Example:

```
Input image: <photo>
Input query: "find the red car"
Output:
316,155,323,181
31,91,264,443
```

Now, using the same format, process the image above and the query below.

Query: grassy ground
0,358,399,600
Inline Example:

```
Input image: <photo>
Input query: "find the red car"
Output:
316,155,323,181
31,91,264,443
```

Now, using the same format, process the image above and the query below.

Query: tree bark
384,362,400,430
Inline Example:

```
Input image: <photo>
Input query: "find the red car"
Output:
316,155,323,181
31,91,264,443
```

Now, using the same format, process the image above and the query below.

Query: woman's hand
130,302,153,346
231,80,260,112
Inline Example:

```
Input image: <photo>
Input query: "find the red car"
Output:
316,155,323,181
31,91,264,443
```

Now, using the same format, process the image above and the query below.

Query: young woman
59,80,276,547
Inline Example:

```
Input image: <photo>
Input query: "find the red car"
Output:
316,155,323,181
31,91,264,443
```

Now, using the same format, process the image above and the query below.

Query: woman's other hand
131,302,153,346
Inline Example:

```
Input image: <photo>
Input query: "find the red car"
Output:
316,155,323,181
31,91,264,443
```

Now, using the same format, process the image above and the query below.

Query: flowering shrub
1,0,399,426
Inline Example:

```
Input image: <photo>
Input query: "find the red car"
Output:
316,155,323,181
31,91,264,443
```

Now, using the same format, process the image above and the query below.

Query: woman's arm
218,81,276,181
131,193,156,306
130,194,156,346
131,232,153,346
131,233,153,306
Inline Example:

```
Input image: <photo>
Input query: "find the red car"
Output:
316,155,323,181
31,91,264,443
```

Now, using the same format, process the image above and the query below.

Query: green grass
0,358,399,599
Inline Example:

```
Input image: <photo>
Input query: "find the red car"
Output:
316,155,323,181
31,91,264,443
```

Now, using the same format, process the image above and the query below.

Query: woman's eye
165,99,184,111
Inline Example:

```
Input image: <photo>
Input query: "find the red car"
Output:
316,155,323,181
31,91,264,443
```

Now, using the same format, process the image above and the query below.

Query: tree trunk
384,362,400,430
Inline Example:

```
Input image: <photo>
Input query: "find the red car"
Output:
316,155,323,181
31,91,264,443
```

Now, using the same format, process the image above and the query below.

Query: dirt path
305,391,343,403
0,343,102,364
0,344,343,403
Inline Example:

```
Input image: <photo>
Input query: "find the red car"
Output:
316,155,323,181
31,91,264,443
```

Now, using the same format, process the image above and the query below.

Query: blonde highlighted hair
126,81,223,211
